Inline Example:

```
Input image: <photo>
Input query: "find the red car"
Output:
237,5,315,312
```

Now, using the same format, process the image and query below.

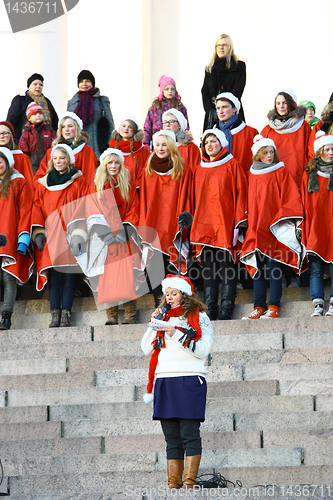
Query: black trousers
202,247,237,289
160,418,202,460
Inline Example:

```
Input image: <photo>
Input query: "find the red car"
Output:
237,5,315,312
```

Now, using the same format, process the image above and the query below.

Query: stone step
279,378,333,396
0,372,95,391
263,428,333,448
0,437,102,457
1,447,302,478
244,361,333,381
6,386,136,407
0,358,66,377
0,422,61,441
235,410,333,431
0,406,47,424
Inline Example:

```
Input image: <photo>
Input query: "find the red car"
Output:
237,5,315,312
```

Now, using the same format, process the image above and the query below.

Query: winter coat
67,88,114,159
7,91,58,142
18,122,57,174
201,57,246,128
143,98,189,149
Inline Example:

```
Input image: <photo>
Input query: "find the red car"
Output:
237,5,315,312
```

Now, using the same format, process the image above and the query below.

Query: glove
115,227,127,244
101,232,116,246
70,235,84,257
35,233,46,251
179,325,197,339
17,242,28,255
0,234,7,247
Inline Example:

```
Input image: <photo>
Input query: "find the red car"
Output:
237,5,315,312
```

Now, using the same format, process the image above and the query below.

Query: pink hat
158,75,181,101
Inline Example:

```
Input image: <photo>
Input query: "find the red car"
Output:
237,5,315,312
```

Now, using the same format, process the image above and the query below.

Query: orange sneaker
260,305,279,319
242,307,265,320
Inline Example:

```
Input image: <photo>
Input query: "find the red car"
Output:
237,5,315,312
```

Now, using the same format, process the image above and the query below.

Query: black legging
201,247,237,289
160,419,202,460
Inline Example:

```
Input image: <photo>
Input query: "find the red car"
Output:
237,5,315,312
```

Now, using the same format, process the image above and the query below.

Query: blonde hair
146,134,184,181
305,146,332,174
206,33,239,72
253,146,279,163
53,117,90,147
95,153,130,201
0,153,12,199
47,146,72,173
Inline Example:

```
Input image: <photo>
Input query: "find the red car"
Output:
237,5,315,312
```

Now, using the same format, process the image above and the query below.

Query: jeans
0,268,17,313
160,419,201,460
253,255,282,308
309,256,333,301
48,268,75,311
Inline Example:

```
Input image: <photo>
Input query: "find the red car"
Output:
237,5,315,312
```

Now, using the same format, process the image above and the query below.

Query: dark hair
275,92,297,116
158,291,207,318
0,152,12,199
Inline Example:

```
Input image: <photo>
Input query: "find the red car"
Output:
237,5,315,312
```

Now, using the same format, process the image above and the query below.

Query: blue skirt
153,376,207,421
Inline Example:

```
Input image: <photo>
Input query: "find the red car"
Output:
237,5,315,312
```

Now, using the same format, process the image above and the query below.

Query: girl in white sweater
141,274,213,490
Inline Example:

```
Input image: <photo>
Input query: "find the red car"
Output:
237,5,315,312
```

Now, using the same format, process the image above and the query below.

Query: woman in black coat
201,34,246,130
6,73,58,142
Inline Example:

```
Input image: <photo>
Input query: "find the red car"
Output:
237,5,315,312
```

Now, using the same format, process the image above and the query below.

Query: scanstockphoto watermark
3,0,79,33
125,484,282,498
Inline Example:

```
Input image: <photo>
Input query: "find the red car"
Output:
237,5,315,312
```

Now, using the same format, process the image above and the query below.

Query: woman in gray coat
67,70,114,159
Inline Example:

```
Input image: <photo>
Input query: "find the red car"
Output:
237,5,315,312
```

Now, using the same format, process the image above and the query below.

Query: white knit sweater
141,312,213,378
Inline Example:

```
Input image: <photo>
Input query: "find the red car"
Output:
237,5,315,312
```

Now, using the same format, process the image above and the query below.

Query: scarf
28,92,52,125
268,108,305,132
74,87,98,128
308,158,333,192
150,153,173,173
218,113,239,153
201,146,230,164
176,130,186,141
146,305,202,396
47,167,78,187
252,161,279,171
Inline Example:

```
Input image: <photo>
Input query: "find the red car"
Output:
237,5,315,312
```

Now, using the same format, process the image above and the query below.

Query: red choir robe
229,123,258,175
139,164,193,274
0,170,33,283
34,143,98,187
240,162,304,277
109,139,150,189
261,120,311,188
177,142,201,173
31,171,90,291
11,150,33,182
68,180,144,306
301,169,333,263
190,148,247,262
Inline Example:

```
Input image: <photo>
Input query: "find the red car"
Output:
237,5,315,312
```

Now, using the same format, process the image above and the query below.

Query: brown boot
60,309,71,327
182,455,201,489
122,300,136,324
105,306,118,325
49,309,60,328
167,459,183,489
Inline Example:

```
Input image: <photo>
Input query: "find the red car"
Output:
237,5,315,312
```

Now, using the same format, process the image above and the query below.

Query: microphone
155,303,171,320
178,211,193,230
0,234,7,247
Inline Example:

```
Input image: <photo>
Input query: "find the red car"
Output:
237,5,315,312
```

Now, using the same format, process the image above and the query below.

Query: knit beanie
100,148,125,164
152,130,176,148
0,121,15,139
26,102,43,120
27,73,44,88
215,92,241,113
51,144,75,165
0,147,14,167
162,108,187,131
157,75,181,101
77,70,95,88
251,134,276,155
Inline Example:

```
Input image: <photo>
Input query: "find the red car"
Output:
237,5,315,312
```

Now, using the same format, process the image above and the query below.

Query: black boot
218,284,236,320
0,311,12,330
204,287,219,320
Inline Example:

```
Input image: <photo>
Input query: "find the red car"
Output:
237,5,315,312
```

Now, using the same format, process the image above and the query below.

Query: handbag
97,97,110,155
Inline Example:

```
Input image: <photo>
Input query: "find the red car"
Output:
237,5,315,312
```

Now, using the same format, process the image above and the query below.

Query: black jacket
6,91,58,141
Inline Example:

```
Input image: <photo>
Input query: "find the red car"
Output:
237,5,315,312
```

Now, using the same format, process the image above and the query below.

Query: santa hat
99,148,125,164
58,112,83,130
314,131,333,153
275,89,297,104
157,75,181,101
162,108,187,131
251,134,276,155
0,147,14,168
161,274,193,296
202,128,228,149
51,144,75,165
26,102,43,119
116,115,140,132
152,130,176,148
215,92,241,113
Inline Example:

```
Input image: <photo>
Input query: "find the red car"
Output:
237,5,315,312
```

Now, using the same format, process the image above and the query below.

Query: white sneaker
326,303,333,316
311,304,324,317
